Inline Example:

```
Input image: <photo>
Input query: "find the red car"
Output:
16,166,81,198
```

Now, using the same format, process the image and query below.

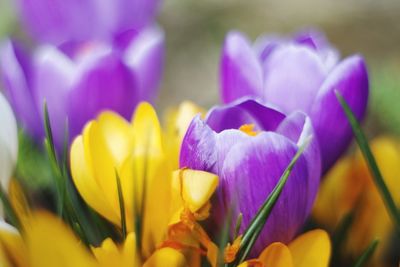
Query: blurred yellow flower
313,136,400,265
0,211,187,267
238,229,331,267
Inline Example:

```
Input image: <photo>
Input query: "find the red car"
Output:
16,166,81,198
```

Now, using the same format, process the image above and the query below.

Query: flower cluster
0,0,398,267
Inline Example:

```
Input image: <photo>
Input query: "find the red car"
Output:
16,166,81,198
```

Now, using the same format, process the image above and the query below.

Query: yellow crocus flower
70,102,218,264
313,136,400,266
238,229,331,267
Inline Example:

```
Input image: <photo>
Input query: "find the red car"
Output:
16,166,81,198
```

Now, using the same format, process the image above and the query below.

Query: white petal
0,92,18,191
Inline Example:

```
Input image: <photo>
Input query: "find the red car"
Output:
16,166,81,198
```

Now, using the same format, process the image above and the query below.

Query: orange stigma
239,124,258,136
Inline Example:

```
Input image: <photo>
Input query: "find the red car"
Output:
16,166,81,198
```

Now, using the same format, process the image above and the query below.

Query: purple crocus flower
0,26,164,149
220,30,369,172
14,0,161,44
180,98,321,254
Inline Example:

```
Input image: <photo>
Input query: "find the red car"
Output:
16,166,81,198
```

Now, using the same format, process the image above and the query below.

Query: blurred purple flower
180,98,321,254
0,26,164,149
14,0,161,44
220,30,369,172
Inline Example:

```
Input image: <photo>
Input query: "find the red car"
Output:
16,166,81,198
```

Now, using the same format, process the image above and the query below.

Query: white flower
0,92,18,191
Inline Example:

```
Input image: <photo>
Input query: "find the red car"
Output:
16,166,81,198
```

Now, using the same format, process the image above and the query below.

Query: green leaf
0,184,21,230
43,101,64,216
116,170,127,239
42,101,115,246
331,210,355,265
352,239,379,267
336,91,400,232
233,136,312,264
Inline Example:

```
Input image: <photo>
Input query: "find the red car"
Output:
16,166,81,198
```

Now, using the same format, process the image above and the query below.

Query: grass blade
116,170,127,239
0,185,21,230
234,136,312,264
336,91,400,231
352,239,379,267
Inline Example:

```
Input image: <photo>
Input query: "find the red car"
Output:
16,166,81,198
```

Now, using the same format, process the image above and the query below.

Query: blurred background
158,0,400,135
1,0,400,135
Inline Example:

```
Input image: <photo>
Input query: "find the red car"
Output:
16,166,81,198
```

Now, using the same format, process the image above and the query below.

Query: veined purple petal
263,45,328,114
205,98,285,133
0,40,43,139
220,132,311,255
123,26,164,102
180,115,218,172
276,111,321,212
311,55,369,172
220,31,263,103
67,52,137,144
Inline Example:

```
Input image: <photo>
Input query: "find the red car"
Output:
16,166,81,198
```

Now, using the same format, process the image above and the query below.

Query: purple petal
311,55,369,172
220,31,263,103
263,45,328,114
294,29,330,50
219,132,311,255
179,115,218,171
293,29,339,71
253,34,283,62
67,51,137,143
123,26,164,102
276,111,321,211
0,40,43,139
33,45,75,148
15,0,97,44
103,0,161,33
205,98,285,133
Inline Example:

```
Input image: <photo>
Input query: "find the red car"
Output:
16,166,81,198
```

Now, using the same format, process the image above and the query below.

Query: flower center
239,124,259,136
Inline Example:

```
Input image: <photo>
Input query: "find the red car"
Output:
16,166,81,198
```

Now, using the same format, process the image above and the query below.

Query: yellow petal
121,233,140,266
8,179,30,228
0,221,28,267
70,135,117,224
313,156,361,229
26,212,97,267
164,101,204,169
143,247,187,267
131,102,163,156
84,121,119,216
288,229,331,267
131,102,171,256
92,233,139,267
97,111,133,166
92,237,120,267
130,102,164,213
348,136,400,258
368,137,400,204
258,242,293,267
141,163,172,257
180,169,219,213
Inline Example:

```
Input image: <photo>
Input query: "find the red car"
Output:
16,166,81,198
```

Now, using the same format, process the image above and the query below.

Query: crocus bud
220,30,369,172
